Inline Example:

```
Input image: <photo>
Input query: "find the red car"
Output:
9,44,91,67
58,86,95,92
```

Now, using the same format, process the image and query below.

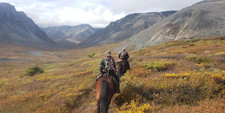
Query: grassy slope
0,37,224,113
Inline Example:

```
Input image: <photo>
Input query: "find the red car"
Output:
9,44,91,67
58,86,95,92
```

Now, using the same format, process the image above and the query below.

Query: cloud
0,0,203,28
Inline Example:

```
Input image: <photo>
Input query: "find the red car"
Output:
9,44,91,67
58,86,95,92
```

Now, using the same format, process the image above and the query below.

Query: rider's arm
118,52,121,58
126,52,129,60
99,59,105,73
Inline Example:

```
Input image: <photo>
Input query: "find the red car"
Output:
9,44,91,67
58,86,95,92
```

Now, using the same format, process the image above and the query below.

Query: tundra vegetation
0,36,224,113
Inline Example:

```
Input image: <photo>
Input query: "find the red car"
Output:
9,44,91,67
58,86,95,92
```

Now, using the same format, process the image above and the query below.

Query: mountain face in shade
79,11,176,47
117,0,225,50
0,3,56,48
42,24,97,48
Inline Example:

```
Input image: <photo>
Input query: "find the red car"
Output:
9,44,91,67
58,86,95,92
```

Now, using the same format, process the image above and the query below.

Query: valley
0,37,224,112
0,0,225,112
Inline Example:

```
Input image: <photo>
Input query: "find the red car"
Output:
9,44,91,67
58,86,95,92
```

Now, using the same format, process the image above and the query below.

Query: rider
96,50,120,93
118,48,130,70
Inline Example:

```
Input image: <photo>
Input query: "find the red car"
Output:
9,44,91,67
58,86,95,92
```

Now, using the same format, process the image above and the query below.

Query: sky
0,0,203,28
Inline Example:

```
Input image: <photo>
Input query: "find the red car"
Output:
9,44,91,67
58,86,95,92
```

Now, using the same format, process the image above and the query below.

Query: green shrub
87,52,96,58
142,61,175,71
23,65,44,76
187,39,200,43
189,43,195,46
185,55,211,64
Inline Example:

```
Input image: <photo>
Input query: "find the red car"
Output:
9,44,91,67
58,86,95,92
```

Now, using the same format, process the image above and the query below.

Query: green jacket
99,58,116,73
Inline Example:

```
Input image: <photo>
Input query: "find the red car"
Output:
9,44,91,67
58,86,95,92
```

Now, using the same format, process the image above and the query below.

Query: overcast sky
0,0,203,28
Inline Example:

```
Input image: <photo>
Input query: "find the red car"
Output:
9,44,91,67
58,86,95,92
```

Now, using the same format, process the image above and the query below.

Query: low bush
207,70,225,84
114,70,225,109
185,55,211,64
187,39,200,43
165,73,190,78
142,61,176,71
114,100,152,113
23,65,44,76
87,52,96,58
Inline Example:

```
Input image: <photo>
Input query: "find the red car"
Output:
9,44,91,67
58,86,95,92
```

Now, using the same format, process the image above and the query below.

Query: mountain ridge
0,3,56,48
42,24,98,49
79,11,177,48
116,0,225,50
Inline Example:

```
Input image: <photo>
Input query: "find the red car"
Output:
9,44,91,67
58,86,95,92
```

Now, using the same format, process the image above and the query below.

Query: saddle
96,72,119,91
117,59,125,64
96,73,118,84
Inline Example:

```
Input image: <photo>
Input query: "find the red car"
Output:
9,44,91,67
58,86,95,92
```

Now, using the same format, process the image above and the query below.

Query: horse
116,58,128,78
95,68,116,113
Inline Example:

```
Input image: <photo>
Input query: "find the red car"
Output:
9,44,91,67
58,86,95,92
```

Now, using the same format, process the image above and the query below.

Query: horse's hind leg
97,100,100,113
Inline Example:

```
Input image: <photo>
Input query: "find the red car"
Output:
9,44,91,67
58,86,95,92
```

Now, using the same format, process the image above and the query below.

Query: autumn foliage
0,37,224,112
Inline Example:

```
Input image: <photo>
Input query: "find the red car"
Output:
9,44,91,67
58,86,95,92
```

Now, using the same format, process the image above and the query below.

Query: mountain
117,0,225,50
43,24,97,43
42,24,98,49
0,3,56,48
79,11,177,47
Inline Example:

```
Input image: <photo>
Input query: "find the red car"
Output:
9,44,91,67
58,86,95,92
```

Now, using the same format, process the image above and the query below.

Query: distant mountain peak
42,24,98,49
0,3,56,48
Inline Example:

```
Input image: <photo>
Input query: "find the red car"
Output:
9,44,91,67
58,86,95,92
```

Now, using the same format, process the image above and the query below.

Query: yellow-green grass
0,36,225,112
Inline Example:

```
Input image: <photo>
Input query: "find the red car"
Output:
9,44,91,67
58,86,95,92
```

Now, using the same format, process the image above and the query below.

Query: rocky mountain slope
0,3,56,48
43,25,97,43
42,24,97,49
118,0,225,50
79,11,176,47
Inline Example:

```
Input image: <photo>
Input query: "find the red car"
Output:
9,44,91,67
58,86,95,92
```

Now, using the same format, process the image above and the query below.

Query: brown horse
95,69,116,113
117,59,128,78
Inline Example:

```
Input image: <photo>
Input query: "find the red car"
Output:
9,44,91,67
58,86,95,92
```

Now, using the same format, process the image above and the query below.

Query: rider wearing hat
118,48,130,70
96,50,120,93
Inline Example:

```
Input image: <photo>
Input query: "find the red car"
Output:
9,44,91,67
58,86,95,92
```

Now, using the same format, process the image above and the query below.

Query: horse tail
100,80,109,113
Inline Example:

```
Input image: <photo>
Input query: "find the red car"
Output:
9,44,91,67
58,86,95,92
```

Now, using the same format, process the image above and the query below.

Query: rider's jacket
99,57,116,74
118,51,129,60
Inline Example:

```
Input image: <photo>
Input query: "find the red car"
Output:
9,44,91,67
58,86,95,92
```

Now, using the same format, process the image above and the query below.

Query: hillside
118,0,225,50
42,25,97,48
0,3,56,48
0,36,224,112
79,11,176,48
